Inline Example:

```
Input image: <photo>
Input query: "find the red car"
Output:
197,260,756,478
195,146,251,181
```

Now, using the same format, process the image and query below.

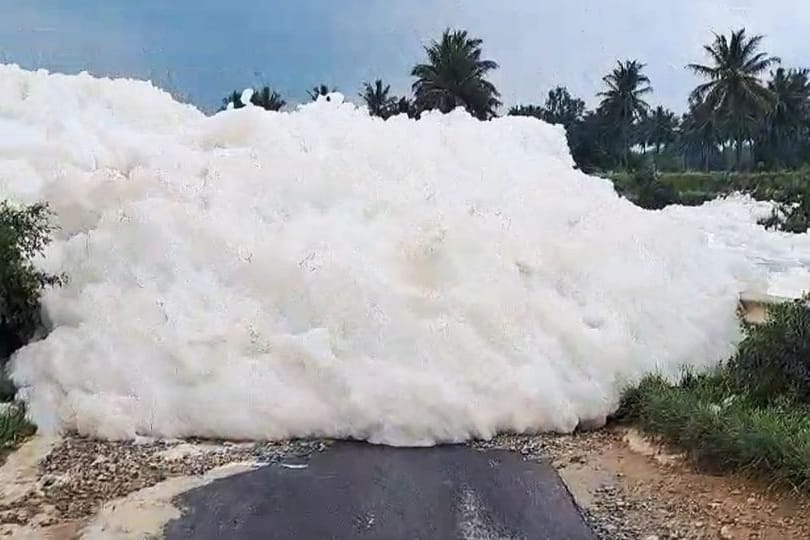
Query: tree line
222,28,810,174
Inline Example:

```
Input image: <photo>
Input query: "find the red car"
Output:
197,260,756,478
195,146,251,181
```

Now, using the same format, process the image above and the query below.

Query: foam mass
0,65,805,444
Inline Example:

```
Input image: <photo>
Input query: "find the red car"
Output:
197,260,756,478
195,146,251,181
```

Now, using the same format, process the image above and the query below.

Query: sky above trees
0,0,808,112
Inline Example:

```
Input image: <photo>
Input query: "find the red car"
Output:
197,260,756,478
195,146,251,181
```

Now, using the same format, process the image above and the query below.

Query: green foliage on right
759,181,810,233
619,295,810,490
618,372,810,490
728,294,810,404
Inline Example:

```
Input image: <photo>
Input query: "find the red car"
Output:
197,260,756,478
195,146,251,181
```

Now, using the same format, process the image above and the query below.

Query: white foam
663,195,810,297
0,65,802,444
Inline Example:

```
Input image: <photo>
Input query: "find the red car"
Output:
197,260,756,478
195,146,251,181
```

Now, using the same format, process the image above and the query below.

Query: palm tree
411,28,501,120
688,28,780,169
250,86,286,111
360,80,396,118
308,84,335,101
680,98,721,171
598,60,652,167
758,68,810,167
646,106,678,156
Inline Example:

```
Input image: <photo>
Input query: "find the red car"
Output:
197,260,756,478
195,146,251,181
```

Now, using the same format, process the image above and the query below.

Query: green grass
618,296,810,490
0,403,35,448
618,369,810,491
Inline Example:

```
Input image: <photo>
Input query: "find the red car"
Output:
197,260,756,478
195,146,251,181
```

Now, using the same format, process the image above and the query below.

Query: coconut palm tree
360,79,396,118
758,68,810,167
308,84,335,101
598,60,652,167
411,28,501,120
645,106,679,156
688,28,780,169
250,86,286,111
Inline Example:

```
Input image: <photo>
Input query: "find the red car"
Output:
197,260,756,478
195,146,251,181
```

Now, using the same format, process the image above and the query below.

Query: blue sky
0,1,808,113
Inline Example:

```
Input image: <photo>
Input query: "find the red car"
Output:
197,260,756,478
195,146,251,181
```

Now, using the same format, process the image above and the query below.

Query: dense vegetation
0,201,65,400
618,295,810,490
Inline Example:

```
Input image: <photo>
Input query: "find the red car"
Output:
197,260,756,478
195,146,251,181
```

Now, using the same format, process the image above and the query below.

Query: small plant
0,200,66,400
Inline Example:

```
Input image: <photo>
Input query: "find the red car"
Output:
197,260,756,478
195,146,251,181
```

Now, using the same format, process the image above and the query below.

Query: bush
619,373,810,489
616,167,680,210
728,294,810,404
618,296,810,490
0,200,66,400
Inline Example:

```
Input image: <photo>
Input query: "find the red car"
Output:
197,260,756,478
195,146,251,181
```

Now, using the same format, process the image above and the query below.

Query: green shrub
0,200,66,400
728,294,810,404
618,295,810,490
621,374,810,488
619,167,680,210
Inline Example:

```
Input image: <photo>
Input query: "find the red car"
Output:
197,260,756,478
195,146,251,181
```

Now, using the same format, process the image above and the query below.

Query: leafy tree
360,79,396,118
0,201,66,398
598,60,652,167
541,86,586,128
688,28,780,169
411,28,501,120
568,110,621,173
511,87,585,127
308,84,335,101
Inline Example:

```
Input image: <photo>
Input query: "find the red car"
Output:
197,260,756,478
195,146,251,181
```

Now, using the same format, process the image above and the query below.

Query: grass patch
617,372,810,489
618,295,810,490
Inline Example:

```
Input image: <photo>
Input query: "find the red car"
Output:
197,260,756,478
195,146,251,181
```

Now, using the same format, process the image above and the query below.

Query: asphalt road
164,442,595,540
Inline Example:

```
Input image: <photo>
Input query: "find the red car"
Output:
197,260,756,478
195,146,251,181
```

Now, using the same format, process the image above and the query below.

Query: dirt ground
545,428,810,539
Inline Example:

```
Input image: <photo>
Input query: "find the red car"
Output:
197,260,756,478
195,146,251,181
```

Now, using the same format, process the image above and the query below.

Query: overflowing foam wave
0,65,805,444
